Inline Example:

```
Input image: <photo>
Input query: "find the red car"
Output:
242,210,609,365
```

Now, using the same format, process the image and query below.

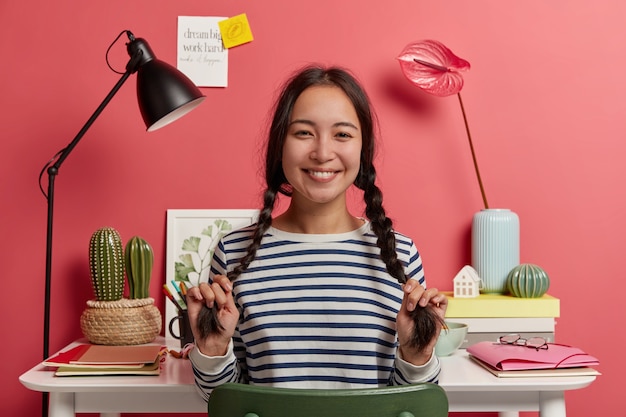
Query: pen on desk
162,285,184,311
171,280,187,309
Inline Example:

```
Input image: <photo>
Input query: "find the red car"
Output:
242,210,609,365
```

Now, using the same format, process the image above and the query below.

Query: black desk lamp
38,30,205,417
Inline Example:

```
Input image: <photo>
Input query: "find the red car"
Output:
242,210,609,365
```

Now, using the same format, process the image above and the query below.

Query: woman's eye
294,130,313,137
335,132,353,140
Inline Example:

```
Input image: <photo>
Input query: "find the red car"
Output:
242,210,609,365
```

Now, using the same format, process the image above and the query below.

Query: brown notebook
70,344,164,365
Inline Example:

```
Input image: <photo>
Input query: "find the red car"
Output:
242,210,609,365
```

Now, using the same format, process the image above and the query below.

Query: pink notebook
466,341,599,371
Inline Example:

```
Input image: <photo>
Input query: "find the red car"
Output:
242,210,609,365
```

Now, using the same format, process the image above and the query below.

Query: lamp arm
49,42,143,172
51,76,133,171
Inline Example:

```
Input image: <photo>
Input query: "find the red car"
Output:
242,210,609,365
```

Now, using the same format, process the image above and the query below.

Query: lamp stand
39,31,205,417
42,68,136,417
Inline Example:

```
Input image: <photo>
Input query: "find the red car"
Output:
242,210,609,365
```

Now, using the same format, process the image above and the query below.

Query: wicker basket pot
80,297,162,345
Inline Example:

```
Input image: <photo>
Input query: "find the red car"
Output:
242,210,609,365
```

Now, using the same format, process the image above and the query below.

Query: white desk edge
20,338,596,417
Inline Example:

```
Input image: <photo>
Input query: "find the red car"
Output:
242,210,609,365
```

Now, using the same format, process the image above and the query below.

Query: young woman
185,65,448,400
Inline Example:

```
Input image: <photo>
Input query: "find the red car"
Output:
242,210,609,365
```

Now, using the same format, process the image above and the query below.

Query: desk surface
20,338,596,416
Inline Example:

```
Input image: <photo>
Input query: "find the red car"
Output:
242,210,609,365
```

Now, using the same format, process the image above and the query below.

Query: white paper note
177,16,228,87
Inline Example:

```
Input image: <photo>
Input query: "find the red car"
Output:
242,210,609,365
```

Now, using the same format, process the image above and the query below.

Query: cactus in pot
89,227,125,301
83,228,161,345
125,236,154,299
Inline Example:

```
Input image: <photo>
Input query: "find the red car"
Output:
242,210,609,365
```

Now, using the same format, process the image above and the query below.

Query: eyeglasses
498,334,548,350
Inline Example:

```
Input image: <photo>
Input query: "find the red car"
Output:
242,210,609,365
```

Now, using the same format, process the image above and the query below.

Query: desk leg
499,413,520,417
48,392,74,417
539,391,566,417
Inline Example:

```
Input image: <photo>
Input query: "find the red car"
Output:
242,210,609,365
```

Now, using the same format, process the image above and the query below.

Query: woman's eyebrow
289,119,359,130
289,118,315,127
333,121,359,130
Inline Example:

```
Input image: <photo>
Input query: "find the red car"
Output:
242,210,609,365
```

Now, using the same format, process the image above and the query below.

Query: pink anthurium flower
397,39,470,97
397,40,489,208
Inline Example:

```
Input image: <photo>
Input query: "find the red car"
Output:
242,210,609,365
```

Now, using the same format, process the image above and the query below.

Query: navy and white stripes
190,221,440,400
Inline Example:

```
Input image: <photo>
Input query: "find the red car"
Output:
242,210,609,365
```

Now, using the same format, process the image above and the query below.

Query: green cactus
89,227,125,301
125,236,154,299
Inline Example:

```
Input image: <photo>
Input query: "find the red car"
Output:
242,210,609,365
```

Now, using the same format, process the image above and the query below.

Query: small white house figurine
453,265,482,298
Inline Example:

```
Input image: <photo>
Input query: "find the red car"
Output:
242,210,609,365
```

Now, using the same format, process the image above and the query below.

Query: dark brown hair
199,65,441,349
229,65,406,283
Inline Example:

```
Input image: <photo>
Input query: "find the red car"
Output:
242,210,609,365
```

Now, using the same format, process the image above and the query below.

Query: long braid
363,177,406,284
361,167,443,351
228,189,277,281
197,188,278,338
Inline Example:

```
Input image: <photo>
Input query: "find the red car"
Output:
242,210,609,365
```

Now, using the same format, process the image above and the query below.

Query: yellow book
443,292,560,318
55,359,160,376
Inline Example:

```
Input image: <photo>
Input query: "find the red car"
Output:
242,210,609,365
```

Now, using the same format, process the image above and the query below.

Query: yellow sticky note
218,13,254,49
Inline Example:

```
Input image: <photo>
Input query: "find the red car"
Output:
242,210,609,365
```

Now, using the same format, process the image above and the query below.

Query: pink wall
2,1,622,415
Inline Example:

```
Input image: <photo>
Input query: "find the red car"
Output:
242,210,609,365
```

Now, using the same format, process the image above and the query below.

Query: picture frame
164,209,259,345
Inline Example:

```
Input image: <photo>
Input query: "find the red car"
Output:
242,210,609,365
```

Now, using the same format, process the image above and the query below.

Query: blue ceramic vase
471,209,520,294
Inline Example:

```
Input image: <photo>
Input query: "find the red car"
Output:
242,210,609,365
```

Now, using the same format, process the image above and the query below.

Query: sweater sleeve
188,340,243,401
391,348,441,385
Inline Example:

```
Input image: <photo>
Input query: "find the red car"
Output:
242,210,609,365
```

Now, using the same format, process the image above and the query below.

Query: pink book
466,341,599,371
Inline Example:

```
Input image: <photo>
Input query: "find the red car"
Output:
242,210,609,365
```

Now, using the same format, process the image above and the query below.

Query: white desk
20,339,596,417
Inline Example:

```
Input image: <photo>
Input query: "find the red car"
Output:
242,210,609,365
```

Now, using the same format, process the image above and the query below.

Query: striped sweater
189,221,441,400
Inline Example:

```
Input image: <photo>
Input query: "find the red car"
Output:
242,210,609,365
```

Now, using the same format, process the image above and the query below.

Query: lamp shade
127,36,205,131
137,59,205,131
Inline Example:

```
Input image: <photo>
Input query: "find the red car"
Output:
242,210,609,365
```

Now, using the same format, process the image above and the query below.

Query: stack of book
43,343,165,376
443,291,560,348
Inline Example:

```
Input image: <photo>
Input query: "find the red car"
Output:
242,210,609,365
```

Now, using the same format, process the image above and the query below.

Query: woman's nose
310,136,335,162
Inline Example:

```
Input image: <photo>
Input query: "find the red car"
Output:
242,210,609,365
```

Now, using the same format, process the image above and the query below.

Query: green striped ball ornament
506,263,550,298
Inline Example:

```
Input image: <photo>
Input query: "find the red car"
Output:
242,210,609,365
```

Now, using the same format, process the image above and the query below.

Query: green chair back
208,383,449,417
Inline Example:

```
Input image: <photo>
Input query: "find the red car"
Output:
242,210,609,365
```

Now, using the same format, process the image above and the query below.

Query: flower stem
457,92,489,209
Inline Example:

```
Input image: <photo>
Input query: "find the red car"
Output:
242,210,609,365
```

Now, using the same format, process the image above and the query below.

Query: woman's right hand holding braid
186,274,240,356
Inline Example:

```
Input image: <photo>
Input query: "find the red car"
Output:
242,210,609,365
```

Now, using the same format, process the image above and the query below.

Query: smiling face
281,85,363,210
